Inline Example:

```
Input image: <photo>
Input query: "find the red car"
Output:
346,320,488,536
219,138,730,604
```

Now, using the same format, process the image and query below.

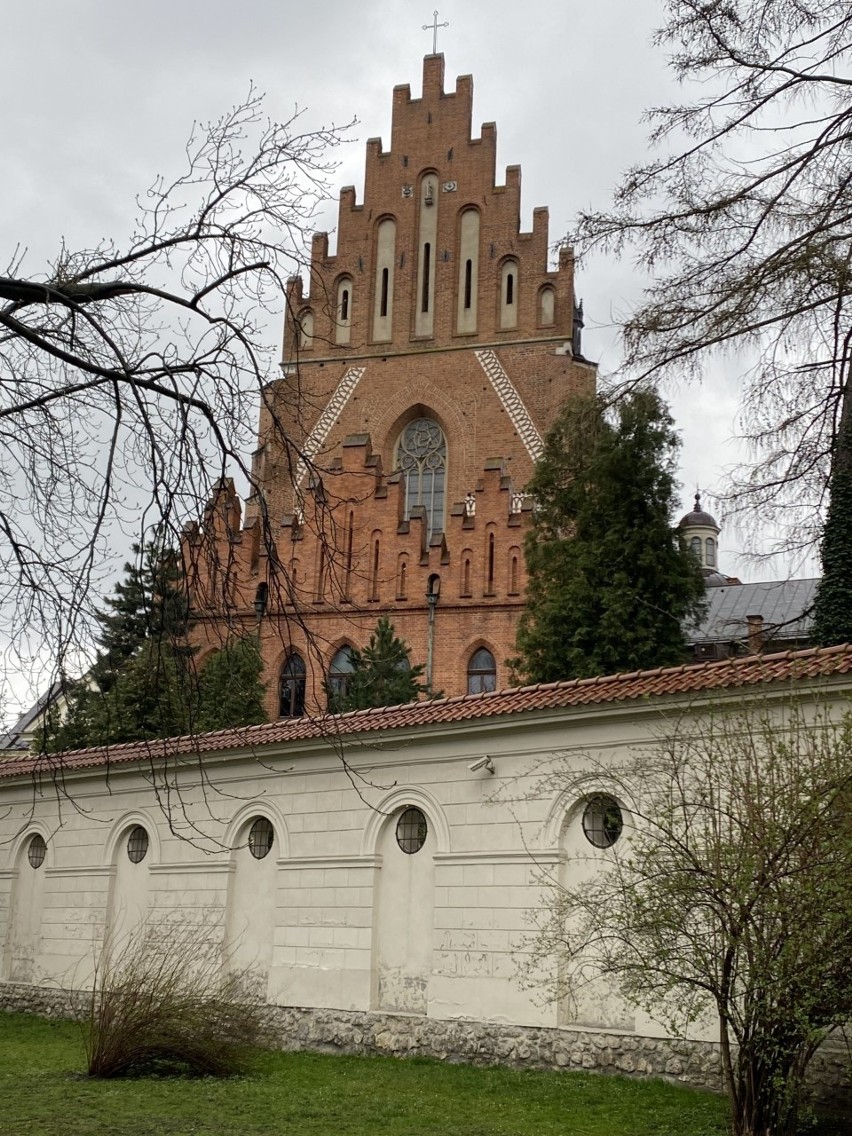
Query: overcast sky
0,0,817,709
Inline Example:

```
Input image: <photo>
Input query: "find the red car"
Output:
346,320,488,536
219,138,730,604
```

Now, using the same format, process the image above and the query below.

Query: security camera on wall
468,756,495,774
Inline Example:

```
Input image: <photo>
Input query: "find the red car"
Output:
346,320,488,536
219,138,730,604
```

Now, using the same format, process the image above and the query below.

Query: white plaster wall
373,805,435,1013
0,686,843,1045
4,835,48,982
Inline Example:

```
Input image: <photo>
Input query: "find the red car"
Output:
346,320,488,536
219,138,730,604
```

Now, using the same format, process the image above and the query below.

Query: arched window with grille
467,647,497,694
279,654,306,718
396,418,447,537
327,645,356,711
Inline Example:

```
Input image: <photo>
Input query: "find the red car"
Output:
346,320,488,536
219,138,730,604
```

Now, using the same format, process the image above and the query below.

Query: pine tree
513,390,706,683
197,637,268,731
330,617,427,712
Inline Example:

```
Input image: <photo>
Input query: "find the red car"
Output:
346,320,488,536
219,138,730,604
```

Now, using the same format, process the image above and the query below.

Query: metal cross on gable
422,9,449,54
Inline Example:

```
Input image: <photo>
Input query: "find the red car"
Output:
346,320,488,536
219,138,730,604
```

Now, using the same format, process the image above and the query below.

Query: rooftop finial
694,490,701,511
422,9,449,54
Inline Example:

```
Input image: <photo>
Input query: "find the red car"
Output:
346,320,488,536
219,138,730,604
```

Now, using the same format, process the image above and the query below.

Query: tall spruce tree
329,617,427,712
38,542,274,751
38,542,195,751
513,390,706,683
811,428,852,646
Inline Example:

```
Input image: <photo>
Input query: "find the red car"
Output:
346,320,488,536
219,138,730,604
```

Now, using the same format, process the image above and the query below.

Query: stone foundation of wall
1,982,848,1109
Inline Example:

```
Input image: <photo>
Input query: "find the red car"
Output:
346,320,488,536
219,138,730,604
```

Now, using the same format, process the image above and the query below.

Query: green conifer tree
37,540,195,751
197,637,268,732
811,435,852,646
513,390,706,683
330,617,427,711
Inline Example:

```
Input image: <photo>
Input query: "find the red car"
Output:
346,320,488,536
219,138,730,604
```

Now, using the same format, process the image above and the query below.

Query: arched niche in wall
365,787,449,1015
104,811,159,952
223,803,288,990
369,529,382,602
372,216,396,342
3,825,52,983
335,276,353,346
396,553,409,600
543,777,636,1029
296,308,314,350
456,207,480,334
483,523,497,595
415,172,439,338
537,285,555,328
459,547,473,597
507,544,521,595
499,258,519,331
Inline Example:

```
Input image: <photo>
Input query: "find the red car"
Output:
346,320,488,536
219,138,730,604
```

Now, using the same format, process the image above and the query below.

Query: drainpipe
425,574,441,694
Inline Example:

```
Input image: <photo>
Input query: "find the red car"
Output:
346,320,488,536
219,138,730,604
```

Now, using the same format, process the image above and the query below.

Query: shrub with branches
86,918,271,1078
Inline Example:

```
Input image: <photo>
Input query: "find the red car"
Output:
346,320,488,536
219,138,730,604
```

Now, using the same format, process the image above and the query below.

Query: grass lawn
0,1011,722,1136
0,1011,845,1136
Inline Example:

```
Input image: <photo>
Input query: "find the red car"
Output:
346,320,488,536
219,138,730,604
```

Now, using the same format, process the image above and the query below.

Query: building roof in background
0,682,62,752
2,643,850,780
687,578,818,647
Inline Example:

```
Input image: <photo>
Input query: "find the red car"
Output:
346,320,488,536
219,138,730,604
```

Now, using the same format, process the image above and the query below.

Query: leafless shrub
85,917,271,1078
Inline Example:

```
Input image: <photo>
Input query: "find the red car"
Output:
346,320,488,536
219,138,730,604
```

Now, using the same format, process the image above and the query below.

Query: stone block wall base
2,983,848,1109
263,1003,724,1092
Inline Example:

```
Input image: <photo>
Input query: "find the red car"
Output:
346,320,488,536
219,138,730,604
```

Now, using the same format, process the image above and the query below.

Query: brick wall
187,55,596,710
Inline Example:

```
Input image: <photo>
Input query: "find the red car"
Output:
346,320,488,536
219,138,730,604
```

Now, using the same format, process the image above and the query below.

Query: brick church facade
187,55,596,715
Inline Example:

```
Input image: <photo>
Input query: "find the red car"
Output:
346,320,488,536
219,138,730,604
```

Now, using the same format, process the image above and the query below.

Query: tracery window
396,418,447,537
327,645,356,711
467,647,497,694
279,653,306,718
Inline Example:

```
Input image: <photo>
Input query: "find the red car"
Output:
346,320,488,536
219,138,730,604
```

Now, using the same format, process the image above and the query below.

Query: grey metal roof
687,578,818,646
0,681,62,752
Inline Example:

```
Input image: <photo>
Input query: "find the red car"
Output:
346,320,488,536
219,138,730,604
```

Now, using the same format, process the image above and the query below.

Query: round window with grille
248,817,274,860
582,795,623,849
27,834,46,869
395,807,428,854
126,825,149,864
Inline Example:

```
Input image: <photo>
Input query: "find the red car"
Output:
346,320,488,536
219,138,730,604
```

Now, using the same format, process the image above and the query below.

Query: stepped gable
186,57,597,703
282,54,576,361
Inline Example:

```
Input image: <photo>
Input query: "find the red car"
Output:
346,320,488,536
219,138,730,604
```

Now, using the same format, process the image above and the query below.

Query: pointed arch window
467,647,497,694
279,653,306,718
327,645,356,711
396,418,447,537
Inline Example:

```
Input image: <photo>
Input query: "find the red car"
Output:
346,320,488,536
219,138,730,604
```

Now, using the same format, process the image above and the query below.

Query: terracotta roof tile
3,643,852,780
